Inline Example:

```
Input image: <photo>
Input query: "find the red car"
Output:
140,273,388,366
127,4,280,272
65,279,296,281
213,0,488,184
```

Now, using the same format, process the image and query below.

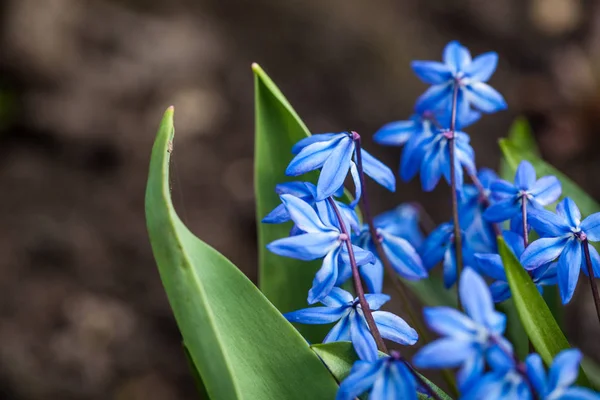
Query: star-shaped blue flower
483,160,562,231
475,231,557,303
262,181,359,234
526,349,600,399
286,132,395,204
413,268,513,391
462,363,531,400
284,288,418,362
266,194,374,304
336,354,418,400
412,40,506,115
521,197,600,303
353,208,428,293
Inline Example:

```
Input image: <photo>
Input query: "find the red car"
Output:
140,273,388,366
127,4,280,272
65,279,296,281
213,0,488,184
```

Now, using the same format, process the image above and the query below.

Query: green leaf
498,237,590,386
499,118,539,180
145,107,339,400
253,63,332,342
311,342,453,400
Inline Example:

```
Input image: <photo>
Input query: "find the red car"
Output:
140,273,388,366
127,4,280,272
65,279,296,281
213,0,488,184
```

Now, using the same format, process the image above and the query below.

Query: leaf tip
251,62,263,74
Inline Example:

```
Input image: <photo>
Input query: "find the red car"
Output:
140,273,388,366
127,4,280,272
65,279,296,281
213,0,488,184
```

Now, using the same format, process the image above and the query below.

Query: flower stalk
582,239,600,324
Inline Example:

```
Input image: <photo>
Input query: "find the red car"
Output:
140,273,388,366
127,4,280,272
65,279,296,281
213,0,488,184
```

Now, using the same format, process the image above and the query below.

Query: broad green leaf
146,107,339,399
311,342,453,400
498,237,590,386
500,138,600,217
253,63,327,342
500,118,538,180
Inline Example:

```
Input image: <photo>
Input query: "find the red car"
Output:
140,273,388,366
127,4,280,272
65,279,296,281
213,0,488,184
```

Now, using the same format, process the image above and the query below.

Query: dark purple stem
521,197,529,247
327,197,388,353
582,239,600,324
448,82,464,308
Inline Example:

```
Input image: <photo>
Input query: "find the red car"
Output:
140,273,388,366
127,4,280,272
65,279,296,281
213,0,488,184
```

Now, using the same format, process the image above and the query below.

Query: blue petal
349,161,362,207
443,245,458,288
528,207,573,237
400,132,429,182
335,360,384,400
529,176,562,206
490,281,512,303
360,260,384,293
464,52,498,82
525,353,548,396
371,311,418,345
457,354,485,392
581,212,600,241
420,141,446,191
559,387,600,400
262,203,290,224
321,287,354,307
443,41,472,74
422,306,477,338
361,149,396,192
490,179,519,196
385,363,418,400
291,133,343,154
286,137,342,175
308,248,340,304
474,253,507,281
461,372,506,400
373,120,417,146
364,293,391,310
350,310,378,362
459,268,499,329
275,181,314,196
503,230,526,257
340,244,375,267
549,349,582,390
514,160,536,190
557,240,582,304
413,338,474,368
337,201,360,234
411,60,453,84
280,194,334,233
324,315,351,343
556,198,582,228
483,198,519,222
420,223,453,268
266,232,340,260
521,236,570,270
465,82,507,113
284,306,347,324
316,136,355,200
533,262,558,285
415,82,453,113
381,232,428,280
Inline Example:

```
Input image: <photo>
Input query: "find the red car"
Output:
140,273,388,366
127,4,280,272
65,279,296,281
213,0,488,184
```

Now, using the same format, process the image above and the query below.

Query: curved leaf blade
146,107,339,399
311,342,453,400
498,237,590,386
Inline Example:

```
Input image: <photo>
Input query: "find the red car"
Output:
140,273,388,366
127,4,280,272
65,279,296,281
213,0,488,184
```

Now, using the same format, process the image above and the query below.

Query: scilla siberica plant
146,41,600,400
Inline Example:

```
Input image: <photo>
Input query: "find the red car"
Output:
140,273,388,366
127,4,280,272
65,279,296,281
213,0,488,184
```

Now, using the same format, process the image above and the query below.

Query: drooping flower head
411,40,507,116
336,353,418,400
475,231,557,303
286,132,395,205
266,194,374,304
525,349,600,399
284,288,418,362
413,268,513,391
484,160,562,232
521,197,600,303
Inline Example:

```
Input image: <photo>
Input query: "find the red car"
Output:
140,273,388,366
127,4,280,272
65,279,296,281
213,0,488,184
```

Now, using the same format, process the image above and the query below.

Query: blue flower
419,222,478,288
353,208,428,293
483,161,562,231
526,349,600,399
460,168,501,255
266,194,374,304
412,40,506,115
474,231,557,303
462,364,531,400
521,197,600,303
418,129,476,191
262,181,359,234
336,354,418,400
286,132,395,204
374,107,480,182
413,268,512,391
284,288,418,362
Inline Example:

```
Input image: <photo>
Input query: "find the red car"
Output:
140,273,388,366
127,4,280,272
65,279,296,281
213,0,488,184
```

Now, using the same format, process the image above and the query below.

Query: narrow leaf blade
146,107,339,399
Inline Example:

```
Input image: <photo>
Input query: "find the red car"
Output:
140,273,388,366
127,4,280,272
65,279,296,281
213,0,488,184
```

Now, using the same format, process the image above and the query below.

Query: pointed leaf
146,107,339,399
311,342,453,400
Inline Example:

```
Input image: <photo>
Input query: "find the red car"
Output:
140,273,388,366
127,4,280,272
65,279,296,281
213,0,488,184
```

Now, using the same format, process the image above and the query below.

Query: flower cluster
262,40,600,400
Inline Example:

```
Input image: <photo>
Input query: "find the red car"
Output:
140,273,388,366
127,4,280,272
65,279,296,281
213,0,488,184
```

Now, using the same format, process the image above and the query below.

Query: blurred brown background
1,0,600,399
